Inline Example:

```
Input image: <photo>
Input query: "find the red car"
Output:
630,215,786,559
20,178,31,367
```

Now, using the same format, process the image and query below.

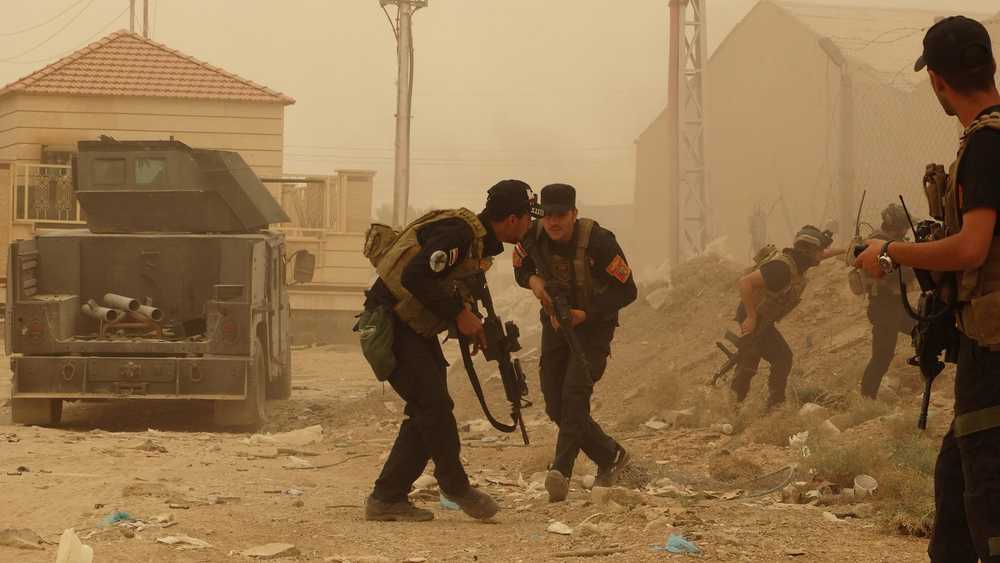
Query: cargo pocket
355,306,397,382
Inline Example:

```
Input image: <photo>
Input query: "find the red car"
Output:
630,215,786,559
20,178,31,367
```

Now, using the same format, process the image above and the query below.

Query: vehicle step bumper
11,355,250,400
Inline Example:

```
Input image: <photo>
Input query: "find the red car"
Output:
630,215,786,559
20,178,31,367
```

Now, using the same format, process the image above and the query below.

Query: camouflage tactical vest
375,208,490,336
944,112,1000,346
525,219,598,309
755,252,806,323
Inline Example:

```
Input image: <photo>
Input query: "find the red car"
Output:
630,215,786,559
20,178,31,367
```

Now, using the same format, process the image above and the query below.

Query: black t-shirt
958,104,1000,236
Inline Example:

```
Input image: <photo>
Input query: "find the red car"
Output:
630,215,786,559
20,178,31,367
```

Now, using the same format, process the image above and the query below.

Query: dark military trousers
730,324,792,408
372,316,471,503
860,296,916,399
539,316,619,477
929,334,1000,563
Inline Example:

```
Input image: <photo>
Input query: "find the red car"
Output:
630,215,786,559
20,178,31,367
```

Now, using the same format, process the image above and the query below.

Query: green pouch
356,306,397,381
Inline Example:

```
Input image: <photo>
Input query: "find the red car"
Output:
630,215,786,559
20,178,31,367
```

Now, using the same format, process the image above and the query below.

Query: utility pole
668,0,709,267
143,0,149,38
381,0,427,228
130,0,135,33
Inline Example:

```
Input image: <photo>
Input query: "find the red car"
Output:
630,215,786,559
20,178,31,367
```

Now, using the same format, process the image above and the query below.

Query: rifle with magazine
451,271,532,445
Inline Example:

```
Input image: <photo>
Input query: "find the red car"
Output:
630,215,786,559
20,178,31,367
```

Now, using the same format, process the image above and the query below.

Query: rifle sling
456,330,518,434
954,405,1000,438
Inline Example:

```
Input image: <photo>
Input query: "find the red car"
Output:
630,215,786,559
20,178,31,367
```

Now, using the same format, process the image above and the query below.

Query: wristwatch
878,241,896,274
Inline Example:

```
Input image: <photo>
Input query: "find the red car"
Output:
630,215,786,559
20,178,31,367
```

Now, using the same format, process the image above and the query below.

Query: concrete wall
0,93,284,177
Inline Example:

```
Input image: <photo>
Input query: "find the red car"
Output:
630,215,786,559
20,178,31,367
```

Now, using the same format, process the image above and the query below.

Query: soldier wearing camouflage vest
732,225,841,409
512,183,637,503
855,16,1000,562
851,204,916,399
360,180,538,523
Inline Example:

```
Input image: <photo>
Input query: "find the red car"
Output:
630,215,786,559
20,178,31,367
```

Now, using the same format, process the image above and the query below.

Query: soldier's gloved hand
457,307,487,353
528,275,554,312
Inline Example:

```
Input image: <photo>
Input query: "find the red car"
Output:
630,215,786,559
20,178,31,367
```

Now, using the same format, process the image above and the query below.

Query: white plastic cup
854,474,878,497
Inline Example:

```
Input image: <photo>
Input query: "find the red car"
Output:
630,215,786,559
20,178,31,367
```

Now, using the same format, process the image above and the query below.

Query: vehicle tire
213,342,267,428
11,398,62,426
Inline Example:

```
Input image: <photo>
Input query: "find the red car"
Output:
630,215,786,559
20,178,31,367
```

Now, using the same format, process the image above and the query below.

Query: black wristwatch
878,241,896,274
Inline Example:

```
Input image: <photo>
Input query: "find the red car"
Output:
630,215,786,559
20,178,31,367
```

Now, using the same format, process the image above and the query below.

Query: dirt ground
0,255,940,562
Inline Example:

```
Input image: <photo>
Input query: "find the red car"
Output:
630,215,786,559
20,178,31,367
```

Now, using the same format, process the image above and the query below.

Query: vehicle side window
93,159,125,185
135,157,167,186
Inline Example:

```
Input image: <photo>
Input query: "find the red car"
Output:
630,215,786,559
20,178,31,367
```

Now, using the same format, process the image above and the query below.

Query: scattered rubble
241,543,300,559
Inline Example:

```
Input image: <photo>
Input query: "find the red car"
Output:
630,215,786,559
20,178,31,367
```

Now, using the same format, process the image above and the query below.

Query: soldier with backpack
356,179,540,522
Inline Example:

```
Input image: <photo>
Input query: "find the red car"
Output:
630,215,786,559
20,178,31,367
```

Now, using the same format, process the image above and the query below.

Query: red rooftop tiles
0,30,294,105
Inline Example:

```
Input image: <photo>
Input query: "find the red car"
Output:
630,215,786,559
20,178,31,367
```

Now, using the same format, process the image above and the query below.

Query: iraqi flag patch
606,255,631,283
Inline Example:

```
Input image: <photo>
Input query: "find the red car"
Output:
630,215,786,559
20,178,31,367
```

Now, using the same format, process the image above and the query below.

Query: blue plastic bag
652,533,702,555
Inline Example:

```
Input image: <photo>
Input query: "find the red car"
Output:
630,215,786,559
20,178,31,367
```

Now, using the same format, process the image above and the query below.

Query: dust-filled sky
1,0,998,211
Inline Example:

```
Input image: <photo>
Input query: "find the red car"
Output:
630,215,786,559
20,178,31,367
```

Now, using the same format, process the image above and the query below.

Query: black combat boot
595,446,630,487
364,495,434,522
449,487,499,520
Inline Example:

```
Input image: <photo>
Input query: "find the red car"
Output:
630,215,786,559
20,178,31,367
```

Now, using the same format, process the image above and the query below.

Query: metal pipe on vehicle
134,304,163,322
82,301,124,323
104,293,140,312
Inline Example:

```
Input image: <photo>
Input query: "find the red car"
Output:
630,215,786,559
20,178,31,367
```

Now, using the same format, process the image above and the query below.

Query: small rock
15,466,29,473
150,513,174,525
785,548,807,556
817,419,841,438
547,521,573,535
241,543,300,559
0,528,43,550
132,439,168,453
324,557,391,563
644,418,668,431
403,558,428,563
581,475,596,490
413,475,438,489
591,486,646,508
156,535,211,549
821,511,843,524
576,523,605,537
292,499,304,508
167,503,190,510
282,456,315,470
120,527,135,539
798,403,829,418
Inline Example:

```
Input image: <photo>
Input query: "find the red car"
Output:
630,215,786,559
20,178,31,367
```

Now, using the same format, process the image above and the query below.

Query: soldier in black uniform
361,180,539,522
512,184,637,502
732,226,842,409
856,17,1000,562
856,204,916,399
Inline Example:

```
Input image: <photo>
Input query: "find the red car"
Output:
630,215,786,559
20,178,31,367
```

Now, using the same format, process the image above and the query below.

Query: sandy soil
0,332,931,562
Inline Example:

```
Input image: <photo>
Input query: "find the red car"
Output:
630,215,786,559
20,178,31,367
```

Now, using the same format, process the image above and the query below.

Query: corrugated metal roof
775,2,994,91
0,30,294,105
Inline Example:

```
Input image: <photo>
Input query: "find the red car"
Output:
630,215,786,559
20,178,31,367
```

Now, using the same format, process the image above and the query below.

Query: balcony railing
13,163,84,225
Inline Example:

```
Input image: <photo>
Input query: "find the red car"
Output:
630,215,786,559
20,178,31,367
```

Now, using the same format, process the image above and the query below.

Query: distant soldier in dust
850,204,916,399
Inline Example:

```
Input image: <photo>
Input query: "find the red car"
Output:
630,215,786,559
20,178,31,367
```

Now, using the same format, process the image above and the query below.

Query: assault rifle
523,246,593,380
712,320,773,385
452,271,531,445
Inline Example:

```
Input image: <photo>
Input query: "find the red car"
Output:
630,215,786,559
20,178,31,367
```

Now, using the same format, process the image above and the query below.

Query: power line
1,5,129,65
284,143,632,154
0,0,96,63
0,0,89,37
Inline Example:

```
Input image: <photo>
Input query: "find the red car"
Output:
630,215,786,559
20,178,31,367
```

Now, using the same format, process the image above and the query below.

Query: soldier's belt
954,405,1000,438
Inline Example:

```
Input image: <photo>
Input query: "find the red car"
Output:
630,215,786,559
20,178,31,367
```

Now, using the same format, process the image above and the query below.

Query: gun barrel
104,293,140,312
82,302,124,323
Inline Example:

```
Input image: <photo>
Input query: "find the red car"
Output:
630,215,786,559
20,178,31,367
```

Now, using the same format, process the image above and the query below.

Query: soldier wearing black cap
512,183,637,502
361,179,539,522
855,15,1000,563
731,225,843,409
853,204,916,399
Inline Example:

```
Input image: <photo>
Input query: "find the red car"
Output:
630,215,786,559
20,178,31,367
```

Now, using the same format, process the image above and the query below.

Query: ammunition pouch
355,306,397,381
959,292,1000,349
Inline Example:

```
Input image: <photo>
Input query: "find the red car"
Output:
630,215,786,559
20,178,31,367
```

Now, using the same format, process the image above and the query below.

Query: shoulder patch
606,255,631,283
429,250,449,273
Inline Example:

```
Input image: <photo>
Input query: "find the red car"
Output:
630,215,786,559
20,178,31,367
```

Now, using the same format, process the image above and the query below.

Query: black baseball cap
540,183,576,215
486,179,543,218
914,16,994,73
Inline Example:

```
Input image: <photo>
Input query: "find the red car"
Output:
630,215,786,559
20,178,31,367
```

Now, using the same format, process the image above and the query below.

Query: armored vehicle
6,138,313,427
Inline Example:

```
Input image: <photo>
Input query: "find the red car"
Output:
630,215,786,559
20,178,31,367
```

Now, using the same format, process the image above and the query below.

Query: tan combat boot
449,487,499,520
545,469,570,502
364,495,434,522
